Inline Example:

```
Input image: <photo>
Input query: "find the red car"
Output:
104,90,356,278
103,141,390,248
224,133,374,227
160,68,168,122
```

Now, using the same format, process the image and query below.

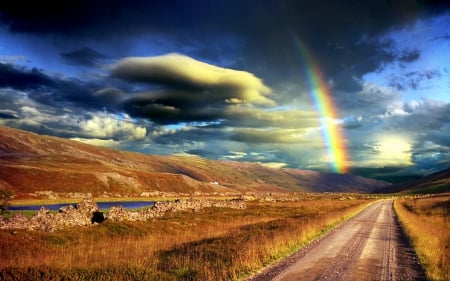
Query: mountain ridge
0,125,388,197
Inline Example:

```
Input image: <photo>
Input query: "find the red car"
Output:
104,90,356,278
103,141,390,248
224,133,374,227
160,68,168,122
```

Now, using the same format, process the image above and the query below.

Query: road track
246,200,426,281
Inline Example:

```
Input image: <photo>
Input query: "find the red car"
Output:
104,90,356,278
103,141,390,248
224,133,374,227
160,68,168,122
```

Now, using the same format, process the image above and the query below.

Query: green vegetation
0,196,374,281
395,194,450,281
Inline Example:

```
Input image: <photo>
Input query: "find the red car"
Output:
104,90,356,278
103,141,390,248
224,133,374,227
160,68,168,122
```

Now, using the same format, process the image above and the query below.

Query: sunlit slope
0,125,387,196
374,167,450,194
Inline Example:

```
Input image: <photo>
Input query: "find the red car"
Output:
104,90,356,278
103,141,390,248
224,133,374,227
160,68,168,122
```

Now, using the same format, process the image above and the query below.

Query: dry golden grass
394,194,450,281
0,197,373,280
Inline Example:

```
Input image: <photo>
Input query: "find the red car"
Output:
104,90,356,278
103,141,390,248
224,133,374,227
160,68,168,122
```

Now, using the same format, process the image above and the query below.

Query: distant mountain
0,126,388,197
373,167,450,194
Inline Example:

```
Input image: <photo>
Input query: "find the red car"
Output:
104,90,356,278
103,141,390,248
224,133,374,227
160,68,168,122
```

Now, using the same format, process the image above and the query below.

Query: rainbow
292,36,349,173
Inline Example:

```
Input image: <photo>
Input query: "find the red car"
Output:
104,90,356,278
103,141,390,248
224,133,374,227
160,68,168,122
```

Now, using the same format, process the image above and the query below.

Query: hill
0,125,388,197
373,167,450,194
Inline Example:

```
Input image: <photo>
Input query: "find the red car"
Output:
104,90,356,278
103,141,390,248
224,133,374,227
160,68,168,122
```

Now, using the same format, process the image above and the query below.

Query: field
0,195,374,281
395,194,450,281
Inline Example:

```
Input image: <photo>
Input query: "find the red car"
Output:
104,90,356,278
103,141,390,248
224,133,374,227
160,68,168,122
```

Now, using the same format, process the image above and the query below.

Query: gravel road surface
246,199,426,281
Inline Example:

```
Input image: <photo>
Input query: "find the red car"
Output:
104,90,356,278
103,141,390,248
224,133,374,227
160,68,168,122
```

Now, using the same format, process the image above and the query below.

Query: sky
0,0,449,182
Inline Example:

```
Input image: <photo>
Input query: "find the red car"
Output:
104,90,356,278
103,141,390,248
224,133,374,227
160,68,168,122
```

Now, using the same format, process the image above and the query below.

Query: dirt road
247,200,426,281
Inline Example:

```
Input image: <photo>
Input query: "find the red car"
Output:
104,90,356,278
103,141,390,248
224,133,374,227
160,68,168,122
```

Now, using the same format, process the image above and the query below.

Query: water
9,201,155,211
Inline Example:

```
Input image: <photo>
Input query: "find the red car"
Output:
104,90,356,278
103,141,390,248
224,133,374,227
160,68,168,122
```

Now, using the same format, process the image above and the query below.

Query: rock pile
0,198,100,232
0,198,246,231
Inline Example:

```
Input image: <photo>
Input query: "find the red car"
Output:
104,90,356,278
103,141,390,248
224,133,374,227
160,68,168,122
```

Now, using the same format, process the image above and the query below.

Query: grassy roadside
1,196,375,281
394,194,449,281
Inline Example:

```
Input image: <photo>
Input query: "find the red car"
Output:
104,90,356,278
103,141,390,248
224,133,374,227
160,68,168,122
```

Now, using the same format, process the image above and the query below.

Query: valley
0,125,448,280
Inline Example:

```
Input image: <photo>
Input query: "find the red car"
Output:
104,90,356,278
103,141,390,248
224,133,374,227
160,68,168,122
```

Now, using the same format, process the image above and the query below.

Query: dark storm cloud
103,54,324,136
93,88,126,108
0,63,52,90
120,91,226,124
335,83,400,116
232,0,449,91
411,143,450,175
105,54,275,125
398,49,421,63
388,69,441,90
349,167,420,183
0,63,101,108
61,47,108,66
425,130,450,148
0,89,23,118
109,89,320,128
0,0,236,40
0,109,19,119
342,120,363,130
1,0,448,89
393,100,450,132
0,0,142,36
2,0,447,37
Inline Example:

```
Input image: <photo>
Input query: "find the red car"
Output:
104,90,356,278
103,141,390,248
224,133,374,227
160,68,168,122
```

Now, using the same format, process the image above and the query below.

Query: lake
9,201,155,211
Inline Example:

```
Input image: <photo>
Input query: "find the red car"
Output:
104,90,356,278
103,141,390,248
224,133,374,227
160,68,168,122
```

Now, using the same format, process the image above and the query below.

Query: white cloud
80,114,147,141
70,138,120,147
258,162,288,169
351,135,413,168
20,106,41,117
111,53,274,106
151,123,192,137
221,151,248,160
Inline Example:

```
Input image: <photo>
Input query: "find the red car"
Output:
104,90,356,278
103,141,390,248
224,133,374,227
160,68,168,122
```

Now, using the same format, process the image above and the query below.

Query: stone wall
0,198,246,232
107,198,246,222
